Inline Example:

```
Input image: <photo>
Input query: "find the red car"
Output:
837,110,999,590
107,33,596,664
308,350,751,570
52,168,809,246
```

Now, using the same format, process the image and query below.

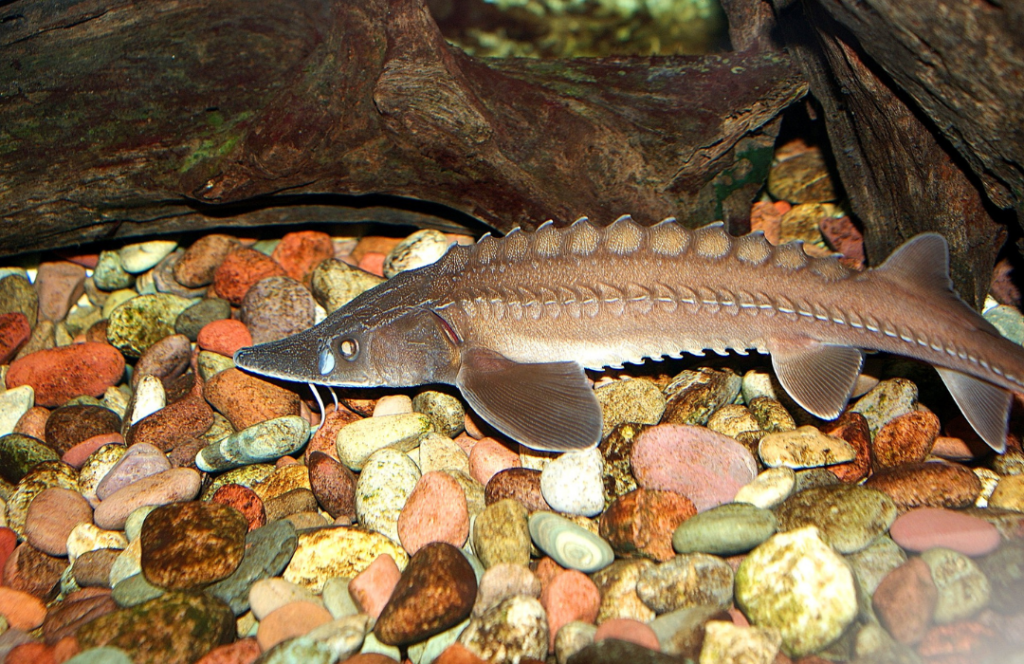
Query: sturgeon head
233,257,603,452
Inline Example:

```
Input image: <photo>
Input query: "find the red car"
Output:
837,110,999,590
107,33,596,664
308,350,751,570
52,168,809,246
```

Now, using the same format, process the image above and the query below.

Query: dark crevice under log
0,0,805,255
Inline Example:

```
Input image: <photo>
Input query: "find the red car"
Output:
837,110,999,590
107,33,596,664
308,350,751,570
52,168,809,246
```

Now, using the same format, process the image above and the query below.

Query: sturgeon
234,216,1024,453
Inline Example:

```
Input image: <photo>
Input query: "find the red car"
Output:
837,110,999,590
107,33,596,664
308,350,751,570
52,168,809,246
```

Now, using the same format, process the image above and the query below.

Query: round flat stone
773,484,897,554
631,424,758,512
472,499,531,569
528,511,613,573
866,461,982,510
397,471,469,555
118,240,178,274
758,426,856,469
0,384,34,437
594,378,667,439
540,448,605,517
239,276,316,345
76,590,234,664
25,487,93,556
636,552,733,613
735,526,857,657
890,507,1001,556
921,547,992,624
672,502,777,556
0,433,59,484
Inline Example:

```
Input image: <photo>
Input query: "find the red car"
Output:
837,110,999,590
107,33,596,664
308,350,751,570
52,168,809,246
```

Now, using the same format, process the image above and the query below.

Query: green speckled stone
106,293,193,358
93,250,136,291
672,502,777,556
0,274,38,328
174,297,231,341
0,433,60,484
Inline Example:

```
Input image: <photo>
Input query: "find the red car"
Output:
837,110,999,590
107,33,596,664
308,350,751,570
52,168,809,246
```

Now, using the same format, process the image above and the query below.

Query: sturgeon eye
339,339,358,361
318,347,336,375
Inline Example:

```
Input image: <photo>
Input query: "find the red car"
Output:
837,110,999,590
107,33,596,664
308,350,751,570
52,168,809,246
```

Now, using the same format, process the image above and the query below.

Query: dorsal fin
874,234,953,293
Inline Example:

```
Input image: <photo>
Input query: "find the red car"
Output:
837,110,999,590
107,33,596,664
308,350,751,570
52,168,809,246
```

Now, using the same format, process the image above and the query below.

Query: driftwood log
772,0,1023,307
0,0,803,255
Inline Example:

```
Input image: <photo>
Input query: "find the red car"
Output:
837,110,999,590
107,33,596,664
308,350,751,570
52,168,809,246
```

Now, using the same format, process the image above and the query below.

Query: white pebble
540,448,605,517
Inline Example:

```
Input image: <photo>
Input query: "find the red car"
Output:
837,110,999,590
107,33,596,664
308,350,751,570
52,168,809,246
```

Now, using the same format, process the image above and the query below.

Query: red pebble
197,319,253,357
0,312,31,364
358,252,386,277
13,406,49,440
749,201,785,245
211,484,266,532
398,471,470,555
61,433,124,469
271,231,335,283
469,437,521,486
6,342,126,407
194,637,261,664
434,643,487,664
212,247,287,305
6,643,55,664
0,527,17,584
594,618,660,651
349,554,402,619
540,569,601,651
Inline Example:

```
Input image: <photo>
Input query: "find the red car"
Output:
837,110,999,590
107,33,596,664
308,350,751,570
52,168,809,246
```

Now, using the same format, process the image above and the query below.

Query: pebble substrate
0,217,1023,664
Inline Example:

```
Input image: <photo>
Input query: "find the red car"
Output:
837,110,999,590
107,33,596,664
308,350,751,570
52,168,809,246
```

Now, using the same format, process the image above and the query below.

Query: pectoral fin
935,367,1009,452
770,338,864,419
456,347,602,452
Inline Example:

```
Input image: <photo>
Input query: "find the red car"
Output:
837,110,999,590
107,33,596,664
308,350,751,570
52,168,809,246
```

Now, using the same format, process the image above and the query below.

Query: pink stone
34,261,86,323
398,471,470,555
540,570,601,651
96,442,171,500
197,319,253,357
468,437,521,486
0,587,47,630
62,433,124,469
6,342,126,407
631,424,758,512
348,554,402,619
25,488,93,556
594,618,660,651
256,600,333,651
93,467,201,530
889,507,1002,556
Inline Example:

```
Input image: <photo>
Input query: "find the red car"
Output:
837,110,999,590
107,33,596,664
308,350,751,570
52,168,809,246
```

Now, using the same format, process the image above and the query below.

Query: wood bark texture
779,0,1015,308
0,0,804,255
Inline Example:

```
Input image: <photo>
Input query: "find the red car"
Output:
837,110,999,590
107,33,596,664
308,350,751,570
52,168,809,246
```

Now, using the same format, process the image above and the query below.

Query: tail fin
876,234,1009,452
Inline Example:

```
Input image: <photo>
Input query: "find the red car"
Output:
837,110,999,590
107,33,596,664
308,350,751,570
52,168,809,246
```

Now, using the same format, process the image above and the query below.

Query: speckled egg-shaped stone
734,526,857,657
383,230,451,278
458,595,548,663
636,552,734,613
310,259,386,313
106,294,193,358
594,378,666,439
355,448,421,543
540,448,605,517
337,413,435,472
773,484,897,554
920,547,991,624
672,502,777,556
283,526,408,593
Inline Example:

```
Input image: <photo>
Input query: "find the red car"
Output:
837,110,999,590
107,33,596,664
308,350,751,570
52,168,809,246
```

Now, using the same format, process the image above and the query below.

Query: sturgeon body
234,217,1024,452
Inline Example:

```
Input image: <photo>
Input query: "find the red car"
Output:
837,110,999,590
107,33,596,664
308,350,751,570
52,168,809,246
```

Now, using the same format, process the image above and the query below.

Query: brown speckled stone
140,501,248,590
203,368,300,430
823,412,872,483
308,451,357,520
43,589,118,645
4,541,65,601
485,468,549,512
126,392,214,453
375,542,477,646
600,488,696,561
45,404,122,457
871,410,940,472
866,461,982,511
